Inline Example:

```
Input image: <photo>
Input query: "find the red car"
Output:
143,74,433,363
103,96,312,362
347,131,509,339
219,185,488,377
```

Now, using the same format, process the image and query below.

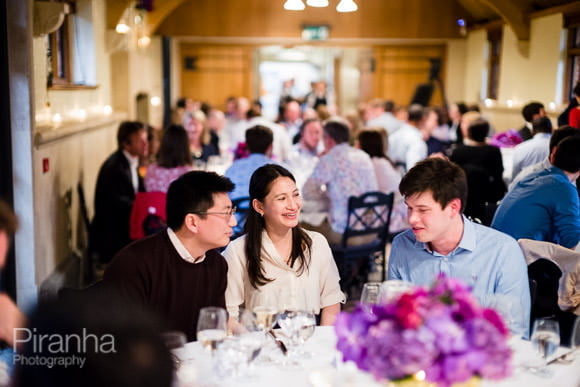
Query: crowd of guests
0,84,579,384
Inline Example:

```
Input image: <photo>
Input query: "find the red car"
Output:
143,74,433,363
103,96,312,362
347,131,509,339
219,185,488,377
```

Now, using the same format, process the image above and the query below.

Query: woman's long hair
244,164,312,289
156,125,192,168
357,128,396,167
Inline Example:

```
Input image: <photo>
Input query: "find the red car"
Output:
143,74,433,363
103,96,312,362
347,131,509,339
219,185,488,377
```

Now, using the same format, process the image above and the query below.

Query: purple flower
335,275,512,384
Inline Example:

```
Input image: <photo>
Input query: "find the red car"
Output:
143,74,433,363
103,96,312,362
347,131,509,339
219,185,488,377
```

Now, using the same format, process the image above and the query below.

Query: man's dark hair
467,118,490,142
532,116,552,134
0,200,17,236
521,102,544,122
117,121,144,150
245,125,273,154
384,100,395,113
166,171,234,230
399,158,467,212
553,135,580,173
176,97,187,109
407,104,425,123
323,120,350,144
299,118,321,134
549,125,579,152
455,102,468,115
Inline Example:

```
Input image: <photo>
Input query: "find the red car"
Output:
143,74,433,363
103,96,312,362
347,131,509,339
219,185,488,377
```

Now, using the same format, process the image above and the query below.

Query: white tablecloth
174,326,580,387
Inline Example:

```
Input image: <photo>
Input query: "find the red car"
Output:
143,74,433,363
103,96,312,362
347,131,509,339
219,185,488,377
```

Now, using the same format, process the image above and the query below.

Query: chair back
231,196,251,239
129,192,167,240
527,257,562,319
341,191,394,248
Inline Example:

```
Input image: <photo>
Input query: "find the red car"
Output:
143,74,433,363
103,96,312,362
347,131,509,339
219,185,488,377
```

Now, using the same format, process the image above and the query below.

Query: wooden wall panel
179,44,254,108
156,0,467,39
372,45,447,106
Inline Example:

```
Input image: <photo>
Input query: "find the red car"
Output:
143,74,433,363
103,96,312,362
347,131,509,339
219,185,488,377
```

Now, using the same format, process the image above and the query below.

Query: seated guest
518,101,546,141
278,99,303,141
183,110,219,163
302,120,378,245
102,171,236,341
224,164,344,325
510,125,578,190
450,118,506,223
356,129,408,233
511,116,552,179
364,98,402,137
14,290,173,387
387,104,428,171
388,158,531,335
569,82,580,129
0,201,25,375
225,125,275,200
144,124,193,193
286,119,323,188
91,121,148,263
492,136,580,249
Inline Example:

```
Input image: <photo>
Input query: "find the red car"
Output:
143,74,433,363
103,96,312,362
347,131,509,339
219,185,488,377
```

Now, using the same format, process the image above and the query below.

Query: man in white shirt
365,98,403,137
511,116,552,179
388,104,428,172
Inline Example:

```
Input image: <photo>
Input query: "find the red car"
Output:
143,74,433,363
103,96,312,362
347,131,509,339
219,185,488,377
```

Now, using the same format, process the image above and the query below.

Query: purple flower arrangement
335,275,513,386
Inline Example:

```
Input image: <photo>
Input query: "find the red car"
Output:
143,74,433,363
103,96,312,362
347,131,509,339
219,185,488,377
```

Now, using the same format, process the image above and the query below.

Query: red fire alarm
42,158,49,173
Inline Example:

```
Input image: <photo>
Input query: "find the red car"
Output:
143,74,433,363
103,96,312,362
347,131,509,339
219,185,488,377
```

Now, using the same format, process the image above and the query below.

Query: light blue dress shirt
225,154,274,200
388,215,531,337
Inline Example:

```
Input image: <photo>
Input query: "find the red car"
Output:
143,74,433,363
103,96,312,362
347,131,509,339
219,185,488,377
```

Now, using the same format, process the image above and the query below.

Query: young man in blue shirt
388,158,531,336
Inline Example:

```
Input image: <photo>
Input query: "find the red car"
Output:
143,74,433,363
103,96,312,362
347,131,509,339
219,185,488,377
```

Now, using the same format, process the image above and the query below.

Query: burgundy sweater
102,230,227,341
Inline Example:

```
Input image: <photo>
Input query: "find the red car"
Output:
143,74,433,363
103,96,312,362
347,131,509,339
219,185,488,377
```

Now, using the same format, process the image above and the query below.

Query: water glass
360,282,382,306
531,318,560,362
196,307,228,354
380,280,415,303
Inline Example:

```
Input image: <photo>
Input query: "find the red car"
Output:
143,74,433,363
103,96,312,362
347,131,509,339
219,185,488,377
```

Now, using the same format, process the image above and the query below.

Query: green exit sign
302,25,329,41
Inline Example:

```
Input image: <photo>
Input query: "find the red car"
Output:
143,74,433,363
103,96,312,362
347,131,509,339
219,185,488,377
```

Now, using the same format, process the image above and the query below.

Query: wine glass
276,287,316,367
196,307,228,355
250,290,279,332
360,282,382,307
529,317,560,376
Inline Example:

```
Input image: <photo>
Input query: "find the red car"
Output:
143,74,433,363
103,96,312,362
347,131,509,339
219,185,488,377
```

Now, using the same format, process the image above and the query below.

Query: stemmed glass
196,307,228,355
529,317,560,377
276,287,316,368
360,282,382,309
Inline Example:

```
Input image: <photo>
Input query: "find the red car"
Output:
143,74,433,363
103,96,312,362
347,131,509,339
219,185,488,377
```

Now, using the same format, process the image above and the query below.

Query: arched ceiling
106,0,579,42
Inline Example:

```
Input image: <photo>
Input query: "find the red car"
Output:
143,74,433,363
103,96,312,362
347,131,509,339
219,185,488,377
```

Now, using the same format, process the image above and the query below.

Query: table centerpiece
334,274,513,387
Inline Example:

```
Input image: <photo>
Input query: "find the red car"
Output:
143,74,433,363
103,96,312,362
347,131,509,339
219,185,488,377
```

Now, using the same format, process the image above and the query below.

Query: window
486,27,502,100
46,0,97,89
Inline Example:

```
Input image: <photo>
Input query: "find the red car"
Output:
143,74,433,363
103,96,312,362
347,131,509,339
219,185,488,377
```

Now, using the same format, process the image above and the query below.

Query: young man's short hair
553,135,580,173
531,117,552,134
467,118,490,142
166,171,234,230
399,158,468,212
521,102,544,122
245,125,273,154
549,126,577,152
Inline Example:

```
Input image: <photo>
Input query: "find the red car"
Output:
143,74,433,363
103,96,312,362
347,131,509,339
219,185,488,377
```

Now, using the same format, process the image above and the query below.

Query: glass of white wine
529,317,560,377
196,307,228,355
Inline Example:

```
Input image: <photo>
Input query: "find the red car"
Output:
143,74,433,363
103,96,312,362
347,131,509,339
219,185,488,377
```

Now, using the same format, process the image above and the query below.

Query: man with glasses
102,171,236,341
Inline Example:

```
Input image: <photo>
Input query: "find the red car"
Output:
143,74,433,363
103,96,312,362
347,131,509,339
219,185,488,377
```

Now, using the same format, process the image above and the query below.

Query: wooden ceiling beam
147,0,188,34
479,0,530,41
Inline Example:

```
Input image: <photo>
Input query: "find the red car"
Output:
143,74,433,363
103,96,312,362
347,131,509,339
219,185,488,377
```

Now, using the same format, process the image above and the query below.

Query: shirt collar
122,150,139,167
167,227,206,264
414,214,475,256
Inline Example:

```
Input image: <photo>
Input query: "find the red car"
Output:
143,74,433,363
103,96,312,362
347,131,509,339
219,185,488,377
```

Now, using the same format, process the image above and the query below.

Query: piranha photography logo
13,328,116,368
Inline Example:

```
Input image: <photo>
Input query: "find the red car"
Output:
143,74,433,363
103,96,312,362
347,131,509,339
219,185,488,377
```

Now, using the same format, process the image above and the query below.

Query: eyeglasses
192,206,237,219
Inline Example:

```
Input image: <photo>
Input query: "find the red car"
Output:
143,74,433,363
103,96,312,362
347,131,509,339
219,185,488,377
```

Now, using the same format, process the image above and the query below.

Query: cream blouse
223,229,345,318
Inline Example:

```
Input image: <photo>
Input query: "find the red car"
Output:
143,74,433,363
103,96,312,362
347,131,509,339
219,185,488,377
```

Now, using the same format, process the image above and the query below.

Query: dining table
172,326,580,387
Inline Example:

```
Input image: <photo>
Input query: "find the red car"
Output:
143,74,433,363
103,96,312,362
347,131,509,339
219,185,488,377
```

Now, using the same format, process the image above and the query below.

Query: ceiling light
284,0,305,11
336,0,358,12
306,0,329,7
115,6,133,34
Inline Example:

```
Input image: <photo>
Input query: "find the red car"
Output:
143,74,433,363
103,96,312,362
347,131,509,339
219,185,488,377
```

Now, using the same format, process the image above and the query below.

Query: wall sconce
336,0,358,12
284,0,305,10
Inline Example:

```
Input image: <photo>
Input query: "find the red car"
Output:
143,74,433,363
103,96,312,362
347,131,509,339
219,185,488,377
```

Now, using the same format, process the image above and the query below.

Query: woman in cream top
223,164,344,325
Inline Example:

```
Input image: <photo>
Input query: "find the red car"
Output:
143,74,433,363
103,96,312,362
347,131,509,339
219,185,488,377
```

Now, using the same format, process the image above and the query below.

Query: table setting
170,277,580,387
